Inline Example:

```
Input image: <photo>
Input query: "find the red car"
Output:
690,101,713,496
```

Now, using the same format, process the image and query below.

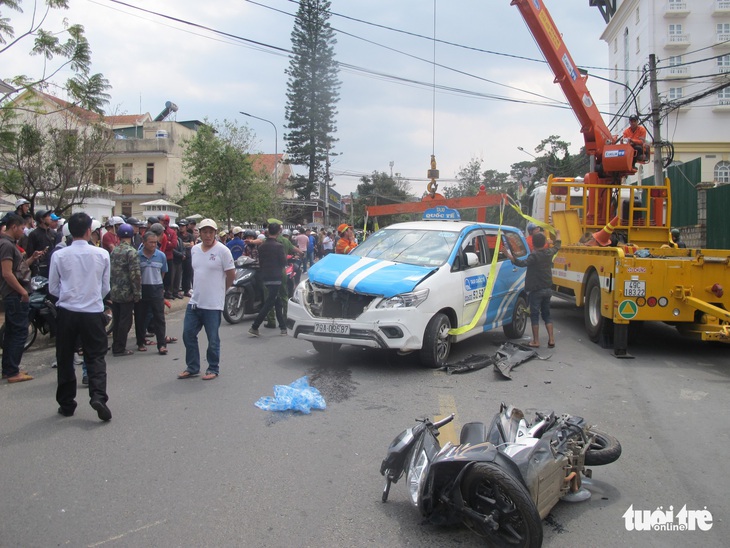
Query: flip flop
165,336,178,344
548,342,556,348
158,347,168,355
137,346,147,352
202,373,218,381
145,339,156,346
177,371,198,379
528,342,540,348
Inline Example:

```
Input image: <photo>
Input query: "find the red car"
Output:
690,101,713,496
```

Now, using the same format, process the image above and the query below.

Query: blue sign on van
423,206,460,221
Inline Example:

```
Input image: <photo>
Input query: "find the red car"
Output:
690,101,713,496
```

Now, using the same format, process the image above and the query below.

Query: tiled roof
34,90,102,122
250,153,291,184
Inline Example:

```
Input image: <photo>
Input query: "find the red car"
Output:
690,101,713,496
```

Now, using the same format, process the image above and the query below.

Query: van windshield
350,228,458,267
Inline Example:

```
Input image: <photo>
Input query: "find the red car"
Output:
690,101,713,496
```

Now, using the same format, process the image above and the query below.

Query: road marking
434,393,460,447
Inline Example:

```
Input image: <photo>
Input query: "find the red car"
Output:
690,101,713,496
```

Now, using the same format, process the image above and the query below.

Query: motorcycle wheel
0,322,37,355
584,429,622,466
311,341,341,354
223,291,246,324
462,462,543,548
503,294,528,339
419,313,451,368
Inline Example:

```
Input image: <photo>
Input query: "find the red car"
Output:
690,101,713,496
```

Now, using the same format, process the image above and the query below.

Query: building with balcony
600,0,730,185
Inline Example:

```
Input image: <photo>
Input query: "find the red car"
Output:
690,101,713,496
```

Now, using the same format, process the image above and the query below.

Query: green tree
284,0,340,201
1,1,109,110
354,171,413,229
181,120,275,228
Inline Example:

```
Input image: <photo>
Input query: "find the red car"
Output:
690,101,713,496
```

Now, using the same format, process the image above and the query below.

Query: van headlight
291,281,306,304
377,289,429,309
407,449,429,506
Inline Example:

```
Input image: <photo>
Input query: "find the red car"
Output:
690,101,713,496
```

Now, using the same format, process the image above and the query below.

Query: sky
5,0,612,197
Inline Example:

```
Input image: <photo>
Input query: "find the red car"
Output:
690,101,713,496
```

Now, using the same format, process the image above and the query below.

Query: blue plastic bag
255,376,326,414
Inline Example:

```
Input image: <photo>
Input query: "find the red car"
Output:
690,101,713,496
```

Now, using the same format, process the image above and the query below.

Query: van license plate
314,322,350,335
624,281,645,297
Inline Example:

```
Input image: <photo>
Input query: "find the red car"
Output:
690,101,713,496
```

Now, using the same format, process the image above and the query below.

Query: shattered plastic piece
255,376,326,414
441,342,548,378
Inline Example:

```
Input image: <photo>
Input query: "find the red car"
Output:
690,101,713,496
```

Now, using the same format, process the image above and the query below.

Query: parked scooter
223,256,263,324
381,402,621,547
285,254,302,297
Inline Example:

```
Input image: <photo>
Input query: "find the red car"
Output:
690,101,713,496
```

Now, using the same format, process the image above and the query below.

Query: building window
614,64,618,79
613,37,618,53
715,161,730,184
122,201,132,217
636,36,640,53
719,87,730,105
668,23,684,44
668,87,683,100
718,54,730,73
635,7,640,24
146,163,155,185
718,23,730,43
122,162,133,181
93,163,115,186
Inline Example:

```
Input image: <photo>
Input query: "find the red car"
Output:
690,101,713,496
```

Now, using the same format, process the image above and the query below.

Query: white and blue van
287,208,530,367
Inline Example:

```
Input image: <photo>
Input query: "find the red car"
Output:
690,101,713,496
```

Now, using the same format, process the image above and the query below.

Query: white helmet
91,219,102,232
62,223,71,238
257,234,266,241
282,228,291,236
292,230,299,235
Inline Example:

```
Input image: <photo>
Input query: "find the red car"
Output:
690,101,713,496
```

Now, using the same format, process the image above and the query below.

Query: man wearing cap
335,224,357,254
26,209,55,277
623,114,649,164
226,226,246,260
526,223,542,252
126,217,143,248
178,219,235,381
109,223,141,356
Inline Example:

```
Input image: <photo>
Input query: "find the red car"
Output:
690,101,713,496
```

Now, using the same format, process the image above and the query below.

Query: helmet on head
91,219,102,232
243,229,257,239
126,216,139,226
117,223,134,239
232,226,244,235
671,228,680,236
35,209,50,222
149,223,165,236
147,216,159,225
111,216,124,225
282,228,291,236
160,214,170,223
292,230,299,235
527,222,538,233
62,223,71,239
629,114,639,122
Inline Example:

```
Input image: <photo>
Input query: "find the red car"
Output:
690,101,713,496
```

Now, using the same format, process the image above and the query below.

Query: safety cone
591,216,620,247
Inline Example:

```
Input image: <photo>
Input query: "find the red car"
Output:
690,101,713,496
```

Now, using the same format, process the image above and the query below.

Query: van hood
307,254,437,298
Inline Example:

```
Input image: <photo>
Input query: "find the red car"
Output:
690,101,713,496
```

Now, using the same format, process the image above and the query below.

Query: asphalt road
1,298,727,547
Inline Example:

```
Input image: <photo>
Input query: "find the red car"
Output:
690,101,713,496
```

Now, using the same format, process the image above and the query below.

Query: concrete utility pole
648,54,664,186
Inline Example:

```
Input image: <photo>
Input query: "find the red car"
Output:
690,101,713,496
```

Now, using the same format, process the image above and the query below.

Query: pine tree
284,0,340,201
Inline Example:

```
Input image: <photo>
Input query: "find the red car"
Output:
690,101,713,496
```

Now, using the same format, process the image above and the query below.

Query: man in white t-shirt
177,219,235,381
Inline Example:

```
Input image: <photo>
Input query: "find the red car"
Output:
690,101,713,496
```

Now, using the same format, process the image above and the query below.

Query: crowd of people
0,207,364,420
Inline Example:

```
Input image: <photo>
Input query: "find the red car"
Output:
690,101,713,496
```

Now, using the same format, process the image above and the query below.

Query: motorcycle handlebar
432,414,455,429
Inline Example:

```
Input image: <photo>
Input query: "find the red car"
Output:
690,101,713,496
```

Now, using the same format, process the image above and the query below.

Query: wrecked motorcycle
381,402,621,547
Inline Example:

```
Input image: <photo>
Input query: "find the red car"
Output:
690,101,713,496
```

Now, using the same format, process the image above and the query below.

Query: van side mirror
465,252,479,267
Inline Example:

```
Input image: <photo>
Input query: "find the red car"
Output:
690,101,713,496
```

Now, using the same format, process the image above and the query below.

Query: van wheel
584,272,606,343
420,313,451,368
503,294,528,339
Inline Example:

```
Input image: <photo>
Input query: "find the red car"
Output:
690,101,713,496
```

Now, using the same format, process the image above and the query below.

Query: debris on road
255,376,326,414
441,342,550,379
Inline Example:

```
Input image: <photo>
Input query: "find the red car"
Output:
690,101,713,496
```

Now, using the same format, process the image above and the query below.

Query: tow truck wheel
420,313,451,368
584,272,606,343
503,294,528,339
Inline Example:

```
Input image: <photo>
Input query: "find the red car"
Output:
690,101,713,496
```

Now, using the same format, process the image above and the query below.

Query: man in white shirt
177,219,235,381
49,212,112,421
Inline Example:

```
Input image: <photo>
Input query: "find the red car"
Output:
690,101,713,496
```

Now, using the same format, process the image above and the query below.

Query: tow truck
511,0,730,355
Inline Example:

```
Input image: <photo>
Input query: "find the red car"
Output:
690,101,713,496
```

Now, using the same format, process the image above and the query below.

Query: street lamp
517,146,537,160
240,111,278,188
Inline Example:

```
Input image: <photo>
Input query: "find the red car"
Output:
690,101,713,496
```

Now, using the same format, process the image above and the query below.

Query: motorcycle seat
459,422,487,445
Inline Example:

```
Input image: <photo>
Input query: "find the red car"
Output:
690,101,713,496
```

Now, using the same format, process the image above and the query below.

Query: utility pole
649,54,664,186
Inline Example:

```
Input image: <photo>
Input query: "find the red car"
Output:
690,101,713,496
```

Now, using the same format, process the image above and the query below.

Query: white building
600,0,730,184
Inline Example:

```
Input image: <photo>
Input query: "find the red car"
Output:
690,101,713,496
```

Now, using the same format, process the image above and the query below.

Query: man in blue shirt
226,226,246,260
135,231,168,354
49,212,112,421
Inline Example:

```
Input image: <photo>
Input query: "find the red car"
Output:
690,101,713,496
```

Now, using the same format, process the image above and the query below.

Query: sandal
165,336,178,344
137,346,147,352
548,342,556,348
528,342,540,348
158,347,168,355
202,373,218,381
145,339,156,346
113,350,134,357
177,371,198,379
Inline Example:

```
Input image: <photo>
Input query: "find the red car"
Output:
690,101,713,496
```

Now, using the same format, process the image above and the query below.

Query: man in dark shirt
26,209,55,277
505,230,561,349
248,223,287,337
